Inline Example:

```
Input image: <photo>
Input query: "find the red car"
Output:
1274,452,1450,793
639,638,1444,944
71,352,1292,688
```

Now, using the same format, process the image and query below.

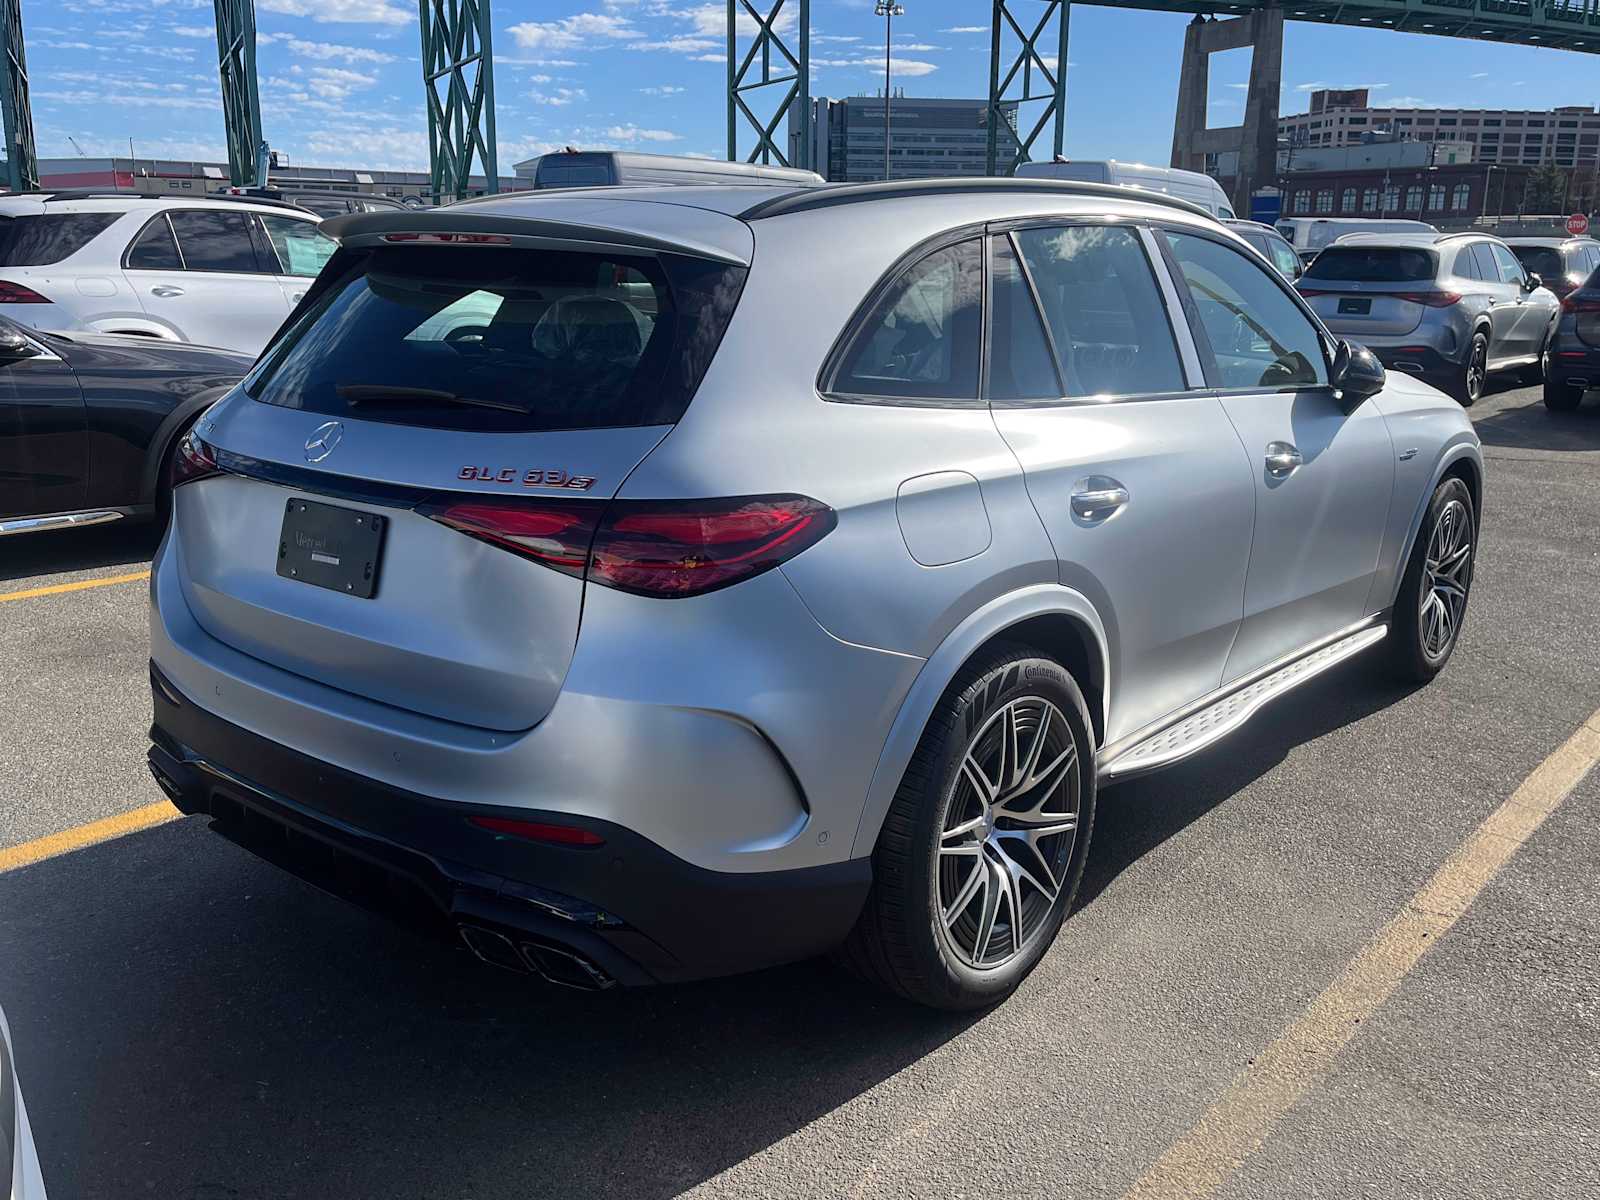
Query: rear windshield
1509,246,1564,280
1303,247,1436,283
535,156,613,189
247,245,746,432
0,213,120,266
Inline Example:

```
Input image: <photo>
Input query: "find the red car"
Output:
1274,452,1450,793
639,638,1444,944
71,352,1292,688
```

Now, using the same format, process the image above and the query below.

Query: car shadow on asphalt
1471,387,1600,454
0,522,164,583
0,819,981,1199
1076,658,1421,911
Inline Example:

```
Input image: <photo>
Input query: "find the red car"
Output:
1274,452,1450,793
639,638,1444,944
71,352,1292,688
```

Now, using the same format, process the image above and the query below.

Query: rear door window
124,215,183,270
0,213,120,265
256,214,338,278
1302,247,1436,282
832,239,982,402
986,235,1061,401
1015,225,1186,397
167,210,264,273
248,245,747,432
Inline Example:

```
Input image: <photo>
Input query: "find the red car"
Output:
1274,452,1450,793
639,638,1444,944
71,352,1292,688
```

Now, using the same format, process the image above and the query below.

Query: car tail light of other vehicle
1564,292,1600,345
169,429,221,489
1297,288,1459,306
0,280,50,303
419,494,836,598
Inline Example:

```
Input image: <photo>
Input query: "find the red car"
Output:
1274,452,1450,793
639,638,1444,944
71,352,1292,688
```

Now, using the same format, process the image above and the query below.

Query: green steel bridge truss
727,0,1600,174
0,0,37,192
214,0,265,188
420,0,499,200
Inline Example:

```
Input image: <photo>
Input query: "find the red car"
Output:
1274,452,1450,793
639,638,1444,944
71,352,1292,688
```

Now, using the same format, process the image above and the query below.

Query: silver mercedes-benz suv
148,179,1483,1010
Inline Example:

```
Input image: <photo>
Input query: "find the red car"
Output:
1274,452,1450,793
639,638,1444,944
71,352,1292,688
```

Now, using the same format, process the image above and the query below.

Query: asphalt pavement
1,381,1597,1199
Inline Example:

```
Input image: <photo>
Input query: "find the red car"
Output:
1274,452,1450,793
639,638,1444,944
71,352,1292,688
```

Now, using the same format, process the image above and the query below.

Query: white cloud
603,124,681,142
640,85,685,95
278,37,399,65
1470,71,1489,79
531,87,587,106
943,26,988,33
894,43,943,52
1293,80,1389,92
814,55,938,77
172,24,212,38
507,12,642,51
301,125,430,170
259,0,410,24
531,73,553,83
631,36,720,54
691,52,724,63
813,34,860,43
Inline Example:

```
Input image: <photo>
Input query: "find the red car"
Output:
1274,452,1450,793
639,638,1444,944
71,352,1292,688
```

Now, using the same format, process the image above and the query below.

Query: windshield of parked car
0,213,120,266
1302,247,1436,282
247,245,746,432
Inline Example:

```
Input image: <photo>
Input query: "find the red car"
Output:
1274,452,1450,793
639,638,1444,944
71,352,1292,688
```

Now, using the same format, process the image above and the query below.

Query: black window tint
1303,247,1436,282
1015,225,1186,397
1470,243,1499,283
0,213,119,266
125,216,182,270
248,245,747,433
1512,246,1563,280
987,235,1061,401
299,198,352,218
1165,230,1328,390
1455,248,1481,282
834,239,981,401
167,210,262,273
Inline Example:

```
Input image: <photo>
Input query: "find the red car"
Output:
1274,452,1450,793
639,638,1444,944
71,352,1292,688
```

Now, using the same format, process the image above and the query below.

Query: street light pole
875,0,904,181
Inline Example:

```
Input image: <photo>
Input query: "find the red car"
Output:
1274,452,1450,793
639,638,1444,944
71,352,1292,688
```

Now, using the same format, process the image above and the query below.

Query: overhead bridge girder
1,0,37,192
214,0,265,188
421,0,499,201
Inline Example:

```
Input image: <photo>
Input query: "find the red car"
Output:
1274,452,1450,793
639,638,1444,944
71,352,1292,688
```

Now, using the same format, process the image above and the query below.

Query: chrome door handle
1265,441,1303,477
150,285,185,298
1070,478,1131,521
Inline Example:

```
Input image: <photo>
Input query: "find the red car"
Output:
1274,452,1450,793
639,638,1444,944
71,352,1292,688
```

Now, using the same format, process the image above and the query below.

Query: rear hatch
176,206,751,731
1297,245,1441,336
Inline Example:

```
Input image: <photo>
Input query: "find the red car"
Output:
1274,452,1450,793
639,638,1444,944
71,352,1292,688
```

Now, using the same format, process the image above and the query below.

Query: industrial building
32,157,521,202
790,96,1022,182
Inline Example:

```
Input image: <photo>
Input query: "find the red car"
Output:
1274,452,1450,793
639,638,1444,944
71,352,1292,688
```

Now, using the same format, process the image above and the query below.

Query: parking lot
2,381,1597,1199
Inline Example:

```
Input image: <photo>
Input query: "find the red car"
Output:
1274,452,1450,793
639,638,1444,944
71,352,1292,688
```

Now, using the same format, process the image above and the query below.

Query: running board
0,510,124,537
1099,623,1389,781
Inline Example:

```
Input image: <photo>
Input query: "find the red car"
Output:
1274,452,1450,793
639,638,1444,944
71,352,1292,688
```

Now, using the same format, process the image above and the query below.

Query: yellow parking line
0,569,150,605
0,801,179,875
1121,706,1600,1200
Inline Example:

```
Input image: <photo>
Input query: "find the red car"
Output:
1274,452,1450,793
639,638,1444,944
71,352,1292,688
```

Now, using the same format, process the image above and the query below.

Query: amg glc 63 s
147,179,1483,1010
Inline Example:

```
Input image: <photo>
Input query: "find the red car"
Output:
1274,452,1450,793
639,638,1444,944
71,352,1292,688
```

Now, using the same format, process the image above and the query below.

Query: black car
1543,266,1600,412
0,318,251,535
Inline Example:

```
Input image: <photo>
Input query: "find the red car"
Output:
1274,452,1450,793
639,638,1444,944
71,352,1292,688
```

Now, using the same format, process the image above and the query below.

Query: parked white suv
0,191,336,356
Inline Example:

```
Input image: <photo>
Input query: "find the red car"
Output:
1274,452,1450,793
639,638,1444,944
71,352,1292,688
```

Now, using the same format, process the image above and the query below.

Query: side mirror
0,326,40,362
1330,339,1385,410
1524,273,1542,293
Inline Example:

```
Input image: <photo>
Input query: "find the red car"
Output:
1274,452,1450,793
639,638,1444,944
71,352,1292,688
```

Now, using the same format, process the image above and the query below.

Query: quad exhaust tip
459,925,616,991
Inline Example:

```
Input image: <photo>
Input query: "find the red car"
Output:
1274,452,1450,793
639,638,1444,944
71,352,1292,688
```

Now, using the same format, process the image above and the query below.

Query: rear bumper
149,662,872,987
1547,341,1600,387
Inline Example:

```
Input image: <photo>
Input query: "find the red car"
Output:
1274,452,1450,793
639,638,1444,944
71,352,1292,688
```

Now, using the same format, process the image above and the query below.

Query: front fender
847,584,1110,860
1375,439,1484,612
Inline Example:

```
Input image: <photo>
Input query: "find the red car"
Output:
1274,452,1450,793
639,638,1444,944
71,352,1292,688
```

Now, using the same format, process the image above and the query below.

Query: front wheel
839,647,1096,1010
1385,477,1476,684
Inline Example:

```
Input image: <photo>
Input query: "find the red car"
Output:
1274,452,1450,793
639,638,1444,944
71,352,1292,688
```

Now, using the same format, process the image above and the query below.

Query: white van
1014,159,1236,219
527,150,823,190
1275,217,1438,261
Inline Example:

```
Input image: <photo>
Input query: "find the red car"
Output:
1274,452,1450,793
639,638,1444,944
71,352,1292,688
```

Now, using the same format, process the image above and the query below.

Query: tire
1544,375,1583,412
1385,477,1476,684
839,645,1097,1010
1446,331,1488,406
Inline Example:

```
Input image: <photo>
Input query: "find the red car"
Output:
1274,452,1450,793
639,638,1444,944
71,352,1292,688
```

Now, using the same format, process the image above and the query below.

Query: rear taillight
169,429,221,488
1561,293,1600,313
382,232,511,245
0,280,50,304
1392,291,1462,307
418,500,599,578
420,494,835,599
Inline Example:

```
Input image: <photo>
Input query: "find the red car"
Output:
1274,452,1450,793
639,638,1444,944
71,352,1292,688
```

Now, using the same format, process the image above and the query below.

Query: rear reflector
0,280,50,304
419,493,836,598
468,815,605,847
382,232,512,245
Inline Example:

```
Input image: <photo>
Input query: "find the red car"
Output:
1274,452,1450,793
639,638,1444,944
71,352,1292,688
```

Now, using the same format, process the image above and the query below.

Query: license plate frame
276,497,386,599
1338,297,1372,315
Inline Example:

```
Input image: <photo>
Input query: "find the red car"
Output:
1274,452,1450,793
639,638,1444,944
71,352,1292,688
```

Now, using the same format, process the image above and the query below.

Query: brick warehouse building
1278,162,1538,224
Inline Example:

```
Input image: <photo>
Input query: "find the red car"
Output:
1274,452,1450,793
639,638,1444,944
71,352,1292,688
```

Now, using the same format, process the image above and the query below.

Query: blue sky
26,0,1600,173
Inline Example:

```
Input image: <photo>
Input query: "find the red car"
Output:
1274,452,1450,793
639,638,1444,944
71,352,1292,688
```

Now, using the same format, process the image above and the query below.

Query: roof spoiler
319,207,752,266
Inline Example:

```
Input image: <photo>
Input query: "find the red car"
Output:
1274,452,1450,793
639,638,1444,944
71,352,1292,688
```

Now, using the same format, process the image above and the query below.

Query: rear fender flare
140,384,236,506
847,584,1110,860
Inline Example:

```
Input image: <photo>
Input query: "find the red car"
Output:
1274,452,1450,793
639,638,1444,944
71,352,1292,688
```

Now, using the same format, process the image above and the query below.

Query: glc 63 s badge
457,465,597,491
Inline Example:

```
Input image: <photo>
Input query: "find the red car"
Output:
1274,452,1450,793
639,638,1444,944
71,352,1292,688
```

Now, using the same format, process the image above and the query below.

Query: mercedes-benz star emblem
304,421,344,464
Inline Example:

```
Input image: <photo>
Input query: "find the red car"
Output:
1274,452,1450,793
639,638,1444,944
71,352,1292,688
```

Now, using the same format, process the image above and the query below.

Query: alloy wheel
1466,339,1487,402
1420,497,1472,660
937,697,1081,970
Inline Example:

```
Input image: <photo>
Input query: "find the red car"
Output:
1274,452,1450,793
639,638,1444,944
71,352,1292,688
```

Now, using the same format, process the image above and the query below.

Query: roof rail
28,188,308,212
739,177,1218,222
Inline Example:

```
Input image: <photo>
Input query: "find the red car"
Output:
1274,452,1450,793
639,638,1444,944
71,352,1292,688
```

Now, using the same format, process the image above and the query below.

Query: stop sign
1567,212,1589,236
